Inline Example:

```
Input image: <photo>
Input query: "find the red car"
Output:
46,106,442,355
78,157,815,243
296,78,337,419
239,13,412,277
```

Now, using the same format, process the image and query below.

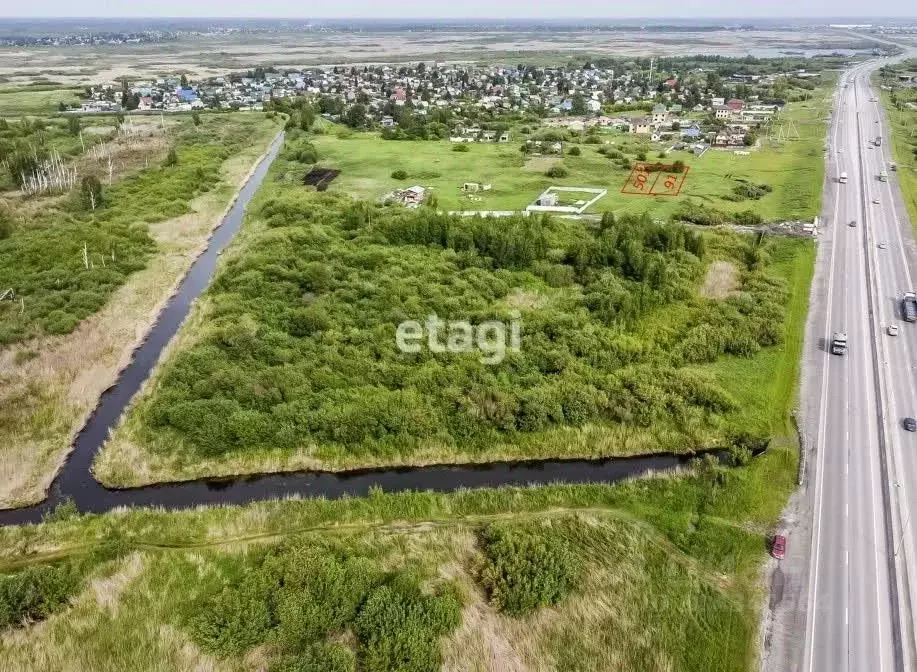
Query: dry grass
700,260,740,299
0,510,757,672
0,122,280,509
93,412,707,488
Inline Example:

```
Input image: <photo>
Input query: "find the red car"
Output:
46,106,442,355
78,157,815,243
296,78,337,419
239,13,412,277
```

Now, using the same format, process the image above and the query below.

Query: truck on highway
879,170,888,182
875,136,882,147
903,292,917,322
839,171,848,184
831,332,848,356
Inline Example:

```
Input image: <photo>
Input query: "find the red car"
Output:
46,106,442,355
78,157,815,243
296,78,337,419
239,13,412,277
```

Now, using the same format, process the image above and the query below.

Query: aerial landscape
1,4,917,672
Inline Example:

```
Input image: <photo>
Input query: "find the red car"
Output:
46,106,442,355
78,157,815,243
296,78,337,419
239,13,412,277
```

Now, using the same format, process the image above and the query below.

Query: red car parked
771,534,787,560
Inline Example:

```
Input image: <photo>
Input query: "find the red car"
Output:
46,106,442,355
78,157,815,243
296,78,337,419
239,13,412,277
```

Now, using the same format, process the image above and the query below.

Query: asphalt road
796,55,917,672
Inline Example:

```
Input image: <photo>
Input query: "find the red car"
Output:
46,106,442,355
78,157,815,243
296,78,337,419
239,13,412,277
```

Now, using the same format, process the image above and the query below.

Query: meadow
0,112,282,508
94,131,814,485
310,85,831,223
0,444,797,672
876,62,917,233
0,84,85,116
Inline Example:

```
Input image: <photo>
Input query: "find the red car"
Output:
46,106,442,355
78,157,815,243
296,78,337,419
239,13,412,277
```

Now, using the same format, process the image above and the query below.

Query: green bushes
0,532,127,631
0,564,81,630
0,116,274,344
187,541,461,672
129,180,790,464
478,523,580,616
451,143,469,152
567,146,582,156
546,164,568,178
391,169,408,180
726,181,773,202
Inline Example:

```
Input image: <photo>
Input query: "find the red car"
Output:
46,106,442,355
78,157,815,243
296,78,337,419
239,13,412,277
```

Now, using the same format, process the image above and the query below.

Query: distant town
71,61,838,149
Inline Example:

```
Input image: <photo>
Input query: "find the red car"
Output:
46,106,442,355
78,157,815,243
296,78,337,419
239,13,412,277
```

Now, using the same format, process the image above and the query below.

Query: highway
797,54,917,672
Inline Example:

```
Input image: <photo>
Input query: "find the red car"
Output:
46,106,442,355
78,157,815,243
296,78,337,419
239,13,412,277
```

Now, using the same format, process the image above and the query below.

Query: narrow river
0,132,713,528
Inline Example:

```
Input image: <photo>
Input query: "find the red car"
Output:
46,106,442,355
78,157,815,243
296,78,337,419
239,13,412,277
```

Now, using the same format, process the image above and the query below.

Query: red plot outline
620,162,690,197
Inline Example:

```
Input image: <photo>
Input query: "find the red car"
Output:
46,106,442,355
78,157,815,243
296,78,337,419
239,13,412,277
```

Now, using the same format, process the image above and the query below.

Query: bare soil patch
304,166,341,191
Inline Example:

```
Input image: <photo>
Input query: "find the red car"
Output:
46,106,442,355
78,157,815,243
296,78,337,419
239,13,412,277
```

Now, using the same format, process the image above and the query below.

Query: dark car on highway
905,418,917,432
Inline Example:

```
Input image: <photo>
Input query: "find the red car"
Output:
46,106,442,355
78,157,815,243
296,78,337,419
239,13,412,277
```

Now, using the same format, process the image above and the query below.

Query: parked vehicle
904,293,917,323
772,535,787,560
831,332,848,355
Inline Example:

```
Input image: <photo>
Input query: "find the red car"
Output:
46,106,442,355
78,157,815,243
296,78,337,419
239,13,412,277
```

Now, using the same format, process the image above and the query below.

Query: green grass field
0,86,84,116
877,72,917,235
311,88,830,223
698,236,816,438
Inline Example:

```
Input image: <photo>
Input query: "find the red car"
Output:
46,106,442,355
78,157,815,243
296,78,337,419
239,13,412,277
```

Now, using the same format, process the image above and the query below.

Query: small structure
629,117,652,134
536,192,559,207
499,131,511,142
526,186,607,214
394,185,426,208
0,288,14,302
381,116,395,128
462,183,492,193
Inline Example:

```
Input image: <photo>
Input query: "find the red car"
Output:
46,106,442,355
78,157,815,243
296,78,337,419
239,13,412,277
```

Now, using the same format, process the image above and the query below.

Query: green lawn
311,86,831,223
0,86,84,116
698,236,816,438
876,73,917,235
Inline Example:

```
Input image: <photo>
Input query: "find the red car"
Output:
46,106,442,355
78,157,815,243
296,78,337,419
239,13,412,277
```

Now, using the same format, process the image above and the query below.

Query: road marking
869,74,917,668
803,68,849,672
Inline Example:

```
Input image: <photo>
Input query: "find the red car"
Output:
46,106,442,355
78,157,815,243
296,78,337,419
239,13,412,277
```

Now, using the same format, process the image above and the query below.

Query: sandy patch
700,260,740,299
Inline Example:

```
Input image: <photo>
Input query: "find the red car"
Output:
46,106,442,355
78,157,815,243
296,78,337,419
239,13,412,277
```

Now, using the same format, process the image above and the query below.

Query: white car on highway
888,324,899,336
873,199,880,204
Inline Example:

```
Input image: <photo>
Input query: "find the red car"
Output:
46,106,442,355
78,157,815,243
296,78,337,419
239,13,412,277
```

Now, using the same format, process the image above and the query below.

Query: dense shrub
452,143,469,152
0,533,127,632
546,164,568,178
567,146,582,156
0,116,273,343
478,523,580,616
391,169,408,180
731,181,772,201
734,209,764,226
271,644,356,672
187,541,461,672
0,565,81,629
129,132,795,467
356,578,461,672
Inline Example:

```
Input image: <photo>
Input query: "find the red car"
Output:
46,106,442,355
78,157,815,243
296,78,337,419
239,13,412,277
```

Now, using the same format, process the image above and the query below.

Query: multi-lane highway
792,54,917,672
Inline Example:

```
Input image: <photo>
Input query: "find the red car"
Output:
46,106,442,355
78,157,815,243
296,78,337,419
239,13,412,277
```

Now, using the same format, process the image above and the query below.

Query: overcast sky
1,1,915,19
